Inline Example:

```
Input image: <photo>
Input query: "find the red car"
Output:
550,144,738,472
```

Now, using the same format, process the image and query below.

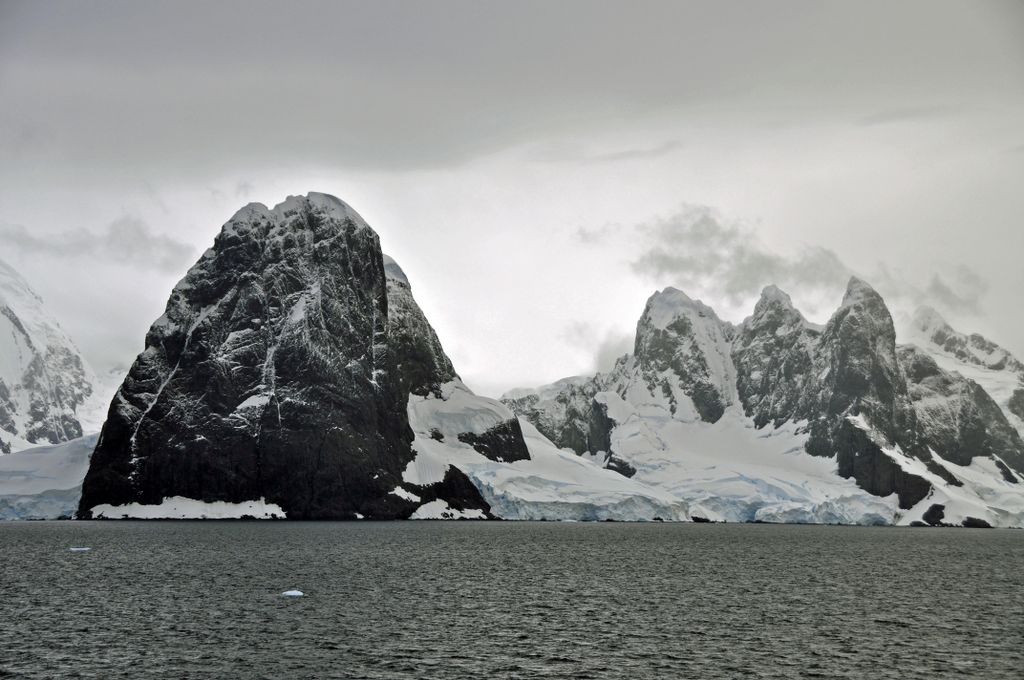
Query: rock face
899,346,1024,473
633,288,736,422
78,193,492,519
0,259,100,453
504,277,1024,526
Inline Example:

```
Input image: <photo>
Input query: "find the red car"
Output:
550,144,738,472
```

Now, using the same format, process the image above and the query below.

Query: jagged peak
752,284,800,317
224,192,371,234
641,287,720,331
840,276,883,309
740,283,812,334
382,254,410,286
759,284,793,305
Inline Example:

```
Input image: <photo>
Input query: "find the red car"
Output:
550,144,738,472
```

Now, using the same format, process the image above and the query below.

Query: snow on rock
405,380,692,521
903,306,1024,439
0,434,97,520
0,258,105,453
409,500,487,520
505,277,1024,526
390,486,421,503
847,414,1024,527
90,496,286,519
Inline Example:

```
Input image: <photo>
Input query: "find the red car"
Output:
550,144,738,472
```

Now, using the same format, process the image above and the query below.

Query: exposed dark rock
605,454,637,478
383,254,457,398
899,345,1024,472
995,459,1019,484
732,285,820,429
457,419,531,463
407,466,493,519
961,517,992,529
633,289,732,423
831,419,931,509
922,503,946,526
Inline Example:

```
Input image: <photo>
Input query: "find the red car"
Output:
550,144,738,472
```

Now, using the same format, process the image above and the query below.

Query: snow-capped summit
0,258,102,453
634,287,736,423
505,275,1024,527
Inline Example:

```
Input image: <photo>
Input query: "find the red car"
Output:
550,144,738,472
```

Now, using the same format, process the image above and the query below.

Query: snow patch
90,496,286,519
410,500,486,520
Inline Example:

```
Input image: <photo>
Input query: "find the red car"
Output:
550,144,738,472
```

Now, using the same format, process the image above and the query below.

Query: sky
1,0,1022,397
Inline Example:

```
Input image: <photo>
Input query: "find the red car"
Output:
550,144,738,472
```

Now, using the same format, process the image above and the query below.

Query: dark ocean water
1,522,1022,679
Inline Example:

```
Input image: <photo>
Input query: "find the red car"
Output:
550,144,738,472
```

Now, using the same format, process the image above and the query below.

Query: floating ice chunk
69,547,91,552
281,590,304,597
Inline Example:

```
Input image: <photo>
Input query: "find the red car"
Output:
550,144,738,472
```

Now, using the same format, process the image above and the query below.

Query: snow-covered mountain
77,193,684,520
0,258,106,453
904,306,1024,438
504,280,1024,527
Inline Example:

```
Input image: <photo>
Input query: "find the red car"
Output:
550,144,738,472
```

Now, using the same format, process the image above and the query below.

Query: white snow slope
0,434,97,519
404,379,691,521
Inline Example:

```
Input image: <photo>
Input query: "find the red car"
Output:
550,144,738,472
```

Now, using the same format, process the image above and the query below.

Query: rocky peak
79,193,418,519
634,287,734,422
741,284,809,339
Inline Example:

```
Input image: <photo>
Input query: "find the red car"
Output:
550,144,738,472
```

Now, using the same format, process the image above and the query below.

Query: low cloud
0,216,196,273
562,321,634,374
629,205,852,305
925,265,989,314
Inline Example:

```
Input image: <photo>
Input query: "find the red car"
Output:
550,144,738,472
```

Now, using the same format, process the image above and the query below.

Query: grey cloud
562,321,634,374
0,217,196,273
594,331,634,372
630,206,852,304
629,206,995,325
2,1,1021,175
574,223,621,245
925,265,989,314
857,106,957,127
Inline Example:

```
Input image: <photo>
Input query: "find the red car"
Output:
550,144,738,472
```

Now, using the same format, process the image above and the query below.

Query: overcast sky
1,0,1022,397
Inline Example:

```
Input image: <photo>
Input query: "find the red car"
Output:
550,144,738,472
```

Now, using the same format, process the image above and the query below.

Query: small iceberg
280,590,304,597
69,547,91,552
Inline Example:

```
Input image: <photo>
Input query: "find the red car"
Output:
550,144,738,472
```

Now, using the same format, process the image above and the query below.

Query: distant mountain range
3,193,1023,525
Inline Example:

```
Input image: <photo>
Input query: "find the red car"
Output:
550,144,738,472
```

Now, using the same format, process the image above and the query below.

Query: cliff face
79,194,459,519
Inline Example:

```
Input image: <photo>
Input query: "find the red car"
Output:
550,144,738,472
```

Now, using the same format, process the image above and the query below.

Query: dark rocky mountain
78,193,497,519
